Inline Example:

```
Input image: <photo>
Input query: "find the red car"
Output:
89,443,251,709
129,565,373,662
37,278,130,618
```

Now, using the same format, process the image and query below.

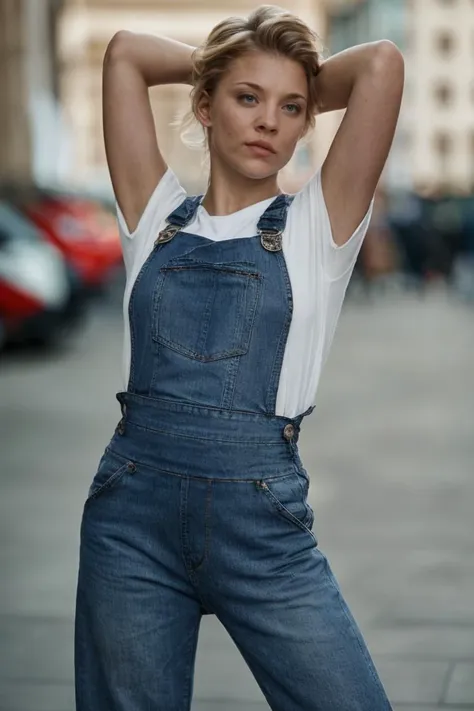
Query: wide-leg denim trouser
75,395,392,711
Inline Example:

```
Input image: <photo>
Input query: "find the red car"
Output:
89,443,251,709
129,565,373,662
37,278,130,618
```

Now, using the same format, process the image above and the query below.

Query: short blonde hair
181,5,324,149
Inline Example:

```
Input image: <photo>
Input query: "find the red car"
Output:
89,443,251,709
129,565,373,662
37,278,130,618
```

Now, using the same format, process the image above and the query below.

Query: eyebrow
233,81,307,103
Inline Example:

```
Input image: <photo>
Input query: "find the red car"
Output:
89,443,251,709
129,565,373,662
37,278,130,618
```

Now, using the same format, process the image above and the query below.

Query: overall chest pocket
152,259,262,362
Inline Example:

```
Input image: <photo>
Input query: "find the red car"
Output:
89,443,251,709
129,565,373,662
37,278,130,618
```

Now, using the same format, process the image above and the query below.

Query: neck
200,154,282,216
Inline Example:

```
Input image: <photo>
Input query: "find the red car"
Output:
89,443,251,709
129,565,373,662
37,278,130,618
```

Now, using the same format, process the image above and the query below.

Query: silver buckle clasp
259,229,283,252
155,224,180,246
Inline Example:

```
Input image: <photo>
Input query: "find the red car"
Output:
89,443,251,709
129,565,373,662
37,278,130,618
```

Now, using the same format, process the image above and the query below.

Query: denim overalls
75,195,392,710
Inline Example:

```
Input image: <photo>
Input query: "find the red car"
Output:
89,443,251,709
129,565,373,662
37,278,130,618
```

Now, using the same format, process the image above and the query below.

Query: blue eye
239,94,257,104
285,104,302,114
237,94,301,114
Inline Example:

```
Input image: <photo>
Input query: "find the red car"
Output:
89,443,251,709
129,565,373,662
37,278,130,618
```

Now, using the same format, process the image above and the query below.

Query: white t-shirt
117,167,373,419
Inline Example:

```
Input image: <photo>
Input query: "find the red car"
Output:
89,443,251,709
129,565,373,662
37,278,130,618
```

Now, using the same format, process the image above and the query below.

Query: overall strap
155,195,202,245
257,194,295,252
156,192,295,250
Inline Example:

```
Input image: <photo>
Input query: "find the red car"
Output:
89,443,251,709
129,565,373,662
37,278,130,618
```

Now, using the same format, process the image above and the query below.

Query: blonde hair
179,5,324,150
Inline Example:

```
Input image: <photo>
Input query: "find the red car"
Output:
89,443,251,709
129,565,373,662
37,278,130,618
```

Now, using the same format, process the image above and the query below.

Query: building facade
4,0,472,195
0,0,65,183
325,0,474,195
56,0,337,194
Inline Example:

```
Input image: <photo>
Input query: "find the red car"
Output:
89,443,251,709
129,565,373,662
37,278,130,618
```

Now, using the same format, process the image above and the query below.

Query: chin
233,159,279,181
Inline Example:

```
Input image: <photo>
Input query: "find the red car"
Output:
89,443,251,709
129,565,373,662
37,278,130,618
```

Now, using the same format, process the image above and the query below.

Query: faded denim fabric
75,195,392,711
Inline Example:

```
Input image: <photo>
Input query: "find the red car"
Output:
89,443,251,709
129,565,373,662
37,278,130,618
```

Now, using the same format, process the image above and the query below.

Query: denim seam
266,251,293,413
180,476,192,573
106,452,295,483
181,617,201,711
179,479,215,611
152,270,262,362
84,461,135,506
322,554,391,701
162,265,260,277
153,335,248,362
116,392,298,423
191,480,213,573
127,249,156,390
219,354,240,410
122,419,286,445
290,448,314,529
259,483,317,544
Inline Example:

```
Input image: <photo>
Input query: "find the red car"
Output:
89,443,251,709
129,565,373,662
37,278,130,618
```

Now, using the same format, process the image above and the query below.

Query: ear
195,91,213,129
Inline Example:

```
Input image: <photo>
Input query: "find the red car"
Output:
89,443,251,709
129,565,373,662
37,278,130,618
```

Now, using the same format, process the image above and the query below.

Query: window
434,133,452,155
434,82,454,106
434,132,453,174
435,31,455,55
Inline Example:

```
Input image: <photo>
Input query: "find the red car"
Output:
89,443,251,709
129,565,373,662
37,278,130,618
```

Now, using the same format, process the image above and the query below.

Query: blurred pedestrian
75,6,403,710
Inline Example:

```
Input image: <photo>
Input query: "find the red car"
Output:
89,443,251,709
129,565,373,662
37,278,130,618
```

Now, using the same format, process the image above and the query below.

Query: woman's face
199,51,309,180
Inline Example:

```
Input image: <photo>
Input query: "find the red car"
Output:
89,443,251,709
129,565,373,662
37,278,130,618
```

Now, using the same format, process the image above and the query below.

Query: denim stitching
152,265,262,362
266,250,293,412
84,460,135,505
258,481,317,544
191,479,213,573
180,617,201,711
116,391,299,424
106,451,295,484
123,419,286,445
128,250,157,390
322,554,392,704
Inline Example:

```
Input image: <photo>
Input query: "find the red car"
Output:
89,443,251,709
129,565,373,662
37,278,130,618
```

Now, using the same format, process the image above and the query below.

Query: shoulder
116,167,186,273
116,167,186,240
286,169,374,281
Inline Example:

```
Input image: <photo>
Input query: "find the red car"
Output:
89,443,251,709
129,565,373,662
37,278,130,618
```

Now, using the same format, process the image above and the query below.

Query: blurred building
56,0,338,194
0,0,64,183
3,0,474,196
325,0,474,195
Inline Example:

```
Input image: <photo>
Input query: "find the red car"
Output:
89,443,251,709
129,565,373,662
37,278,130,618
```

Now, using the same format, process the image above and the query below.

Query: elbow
104,30,134,66
365,40,405,97
372,40,405,76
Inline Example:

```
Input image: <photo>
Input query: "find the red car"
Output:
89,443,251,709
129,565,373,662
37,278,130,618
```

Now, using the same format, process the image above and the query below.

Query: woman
75,5,404,710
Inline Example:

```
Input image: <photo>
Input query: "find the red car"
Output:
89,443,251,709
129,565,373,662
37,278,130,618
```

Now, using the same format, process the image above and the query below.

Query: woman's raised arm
313,40,404,247
102,32,195,233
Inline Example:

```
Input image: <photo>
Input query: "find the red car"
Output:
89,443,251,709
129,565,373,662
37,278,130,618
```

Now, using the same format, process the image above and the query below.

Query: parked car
0,184,122,292
0,201,86,348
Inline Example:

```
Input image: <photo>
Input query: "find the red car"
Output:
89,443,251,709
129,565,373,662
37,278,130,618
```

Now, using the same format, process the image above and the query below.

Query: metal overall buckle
155,223,180,246
259,228,283,252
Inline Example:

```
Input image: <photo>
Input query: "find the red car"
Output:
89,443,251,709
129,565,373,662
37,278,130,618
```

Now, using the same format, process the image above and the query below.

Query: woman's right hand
102,32,195,234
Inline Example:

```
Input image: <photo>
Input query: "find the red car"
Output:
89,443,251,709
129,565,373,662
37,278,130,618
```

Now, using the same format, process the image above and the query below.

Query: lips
245,142,276,156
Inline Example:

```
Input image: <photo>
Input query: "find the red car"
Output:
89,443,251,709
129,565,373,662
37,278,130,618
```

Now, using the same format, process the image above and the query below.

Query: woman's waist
108,391,302,480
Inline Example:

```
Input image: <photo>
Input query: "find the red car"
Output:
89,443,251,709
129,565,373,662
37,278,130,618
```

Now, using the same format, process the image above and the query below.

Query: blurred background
1,1,473,710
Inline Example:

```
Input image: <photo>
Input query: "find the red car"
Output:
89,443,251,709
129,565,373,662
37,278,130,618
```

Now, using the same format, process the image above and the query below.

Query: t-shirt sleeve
297,168,374,281
115,167,186,277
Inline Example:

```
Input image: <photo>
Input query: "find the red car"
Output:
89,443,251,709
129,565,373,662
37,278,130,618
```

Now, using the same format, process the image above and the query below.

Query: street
1,286,474,711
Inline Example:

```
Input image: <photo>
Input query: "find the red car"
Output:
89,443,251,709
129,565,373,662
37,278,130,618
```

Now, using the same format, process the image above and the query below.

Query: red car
0,201,86,349
1,185,122,290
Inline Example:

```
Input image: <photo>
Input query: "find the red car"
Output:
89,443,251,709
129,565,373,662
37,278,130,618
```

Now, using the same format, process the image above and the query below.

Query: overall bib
75,195,392,711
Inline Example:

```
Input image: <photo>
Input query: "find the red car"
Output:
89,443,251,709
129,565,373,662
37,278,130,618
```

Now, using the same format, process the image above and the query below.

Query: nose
255,103,279,133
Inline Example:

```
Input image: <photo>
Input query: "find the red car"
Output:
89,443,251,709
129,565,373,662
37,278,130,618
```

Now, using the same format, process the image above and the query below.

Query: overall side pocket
256,471,316,540
85,449,136,505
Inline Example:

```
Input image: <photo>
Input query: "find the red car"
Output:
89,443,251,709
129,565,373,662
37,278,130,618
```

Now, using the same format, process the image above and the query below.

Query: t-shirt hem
115,167,174,240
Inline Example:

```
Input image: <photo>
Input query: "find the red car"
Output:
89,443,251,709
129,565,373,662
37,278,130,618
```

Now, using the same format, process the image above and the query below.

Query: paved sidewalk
1,288,473,710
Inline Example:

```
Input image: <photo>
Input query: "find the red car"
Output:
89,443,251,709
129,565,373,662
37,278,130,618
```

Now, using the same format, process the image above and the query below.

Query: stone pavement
1,287,473,711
